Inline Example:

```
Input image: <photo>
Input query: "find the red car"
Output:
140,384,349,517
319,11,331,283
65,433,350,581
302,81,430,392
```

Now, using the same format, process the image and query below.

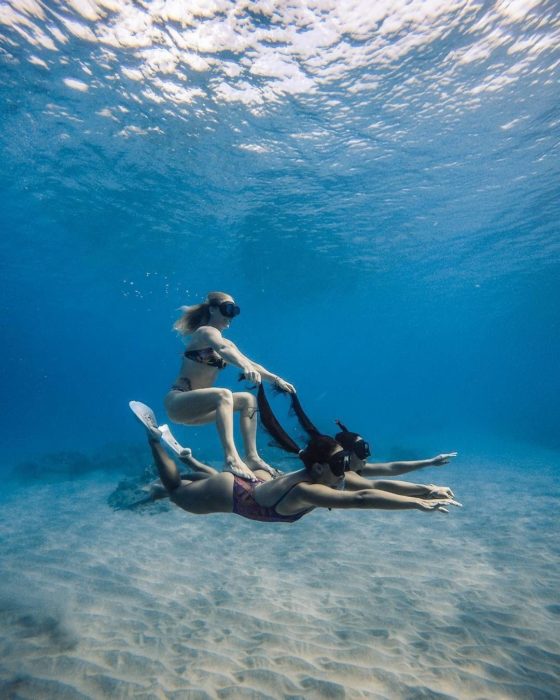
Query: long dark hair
256,385,339,470
289,392,320,437
256,384,301,456
286,390,368,455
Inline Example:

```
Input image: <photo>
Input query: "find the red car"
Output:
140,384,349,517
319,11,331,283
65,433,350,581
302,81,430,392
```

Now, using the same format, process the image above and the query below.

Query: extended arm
344,472,455,499
297,483,460,513
345,472,454,498
360,452,457,477
202,327,295,392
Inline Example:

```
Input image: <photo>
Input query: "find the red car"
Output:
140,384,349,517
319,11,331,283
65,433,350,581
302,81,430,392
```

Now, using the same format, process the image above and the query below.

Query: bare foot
244,455,283,477
223,459,259,482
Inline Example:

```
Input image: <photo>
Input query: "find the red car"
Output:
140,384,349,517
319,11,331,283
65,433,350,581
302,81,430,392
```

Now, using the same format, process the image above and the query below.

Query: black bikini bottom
171,378,192,392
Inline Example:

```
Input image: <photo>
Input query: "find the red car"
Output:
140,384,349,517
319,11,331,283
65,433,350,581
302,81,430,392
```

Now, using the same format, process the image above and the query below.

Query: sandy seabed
0,452,559,700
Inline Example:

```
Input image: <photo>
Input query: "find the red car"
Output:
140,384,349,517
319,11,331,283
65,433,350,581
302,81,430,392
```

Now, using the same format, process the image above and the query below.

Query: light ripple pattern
0,0,558,288
0,453,558,698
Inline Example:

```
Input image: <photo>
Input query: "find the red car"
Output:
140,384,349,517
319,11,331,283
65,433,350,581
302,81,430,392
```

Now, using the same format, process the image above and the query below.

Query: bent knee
216,388,234,406
234,391,256,408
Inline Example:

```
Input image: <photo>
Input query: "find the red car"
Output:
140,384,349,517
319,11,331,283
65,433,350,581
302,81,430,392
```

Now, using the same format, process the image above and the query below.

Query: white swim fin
129,400,161,439
159,423,192,458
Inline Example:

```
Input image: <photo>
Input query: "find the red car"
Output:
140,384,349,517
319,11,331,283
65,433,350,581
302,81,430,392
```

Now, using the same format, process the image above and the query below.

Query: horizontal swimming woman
288,389,458,484
130,401,461,521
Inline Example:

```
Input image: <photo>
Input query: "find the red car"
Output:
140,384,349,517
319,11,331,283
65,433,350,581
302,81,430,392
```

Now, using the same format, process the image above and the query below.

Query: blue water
1,0,559,468
0,2,559,697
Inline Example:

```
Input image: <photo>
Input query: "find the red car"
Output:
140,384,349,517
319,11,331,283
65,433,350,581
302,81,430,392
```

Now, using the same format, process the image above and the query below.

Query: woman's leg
233,392,273,472
170,473,234,514
159,423,218,476
173,392,273,472
165,388,253,478
149,438,182,492
149,436,234,514
179,452,218,476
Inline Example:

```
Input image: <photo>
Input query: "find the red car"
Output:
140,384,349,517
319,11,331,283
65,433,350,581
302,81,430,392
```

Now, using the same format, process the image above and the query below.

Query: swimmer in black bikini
130,399,461,523
164,291,295,482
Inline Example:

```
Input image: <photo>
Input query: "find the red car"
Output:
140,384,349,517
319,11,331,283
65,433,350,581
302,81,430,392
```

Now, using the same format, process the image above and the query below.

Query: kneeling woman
165,291,294,482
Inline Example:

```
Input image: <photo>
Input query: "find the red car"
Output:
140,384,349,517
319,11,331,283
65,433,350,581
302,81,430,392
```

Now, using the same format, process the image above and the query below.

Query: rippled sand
1,453,559,699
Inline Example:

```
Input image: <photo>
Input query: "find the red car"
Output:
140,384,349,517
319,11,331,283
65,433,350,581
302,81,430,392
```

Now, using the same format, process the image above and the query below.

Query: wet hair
334,420,371,459
334,430,363,450
288,393,355,446
289,394,371,459
256,384,339,472
173,291,233,336
299,435,342,471
256,384,301,455
289,392,320,437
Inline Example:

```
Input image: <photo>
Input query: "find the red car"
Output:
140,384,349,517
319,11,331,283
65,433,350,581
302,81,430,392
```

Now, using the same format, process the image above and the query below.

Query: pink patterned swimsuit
231,476,313,523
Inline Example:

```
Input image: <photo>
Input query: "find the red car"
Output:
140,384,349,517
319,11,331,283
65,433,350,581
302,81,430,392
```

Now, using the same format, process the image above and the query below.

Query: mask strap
335,418,349,432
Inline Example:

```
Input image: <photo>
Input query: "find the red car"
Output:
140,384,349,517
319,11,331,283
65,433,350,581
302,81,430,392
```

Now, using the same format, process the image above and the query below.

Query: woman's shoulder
295,481,321,496
193,325,222,341
282,479,318,502
295,481,345,507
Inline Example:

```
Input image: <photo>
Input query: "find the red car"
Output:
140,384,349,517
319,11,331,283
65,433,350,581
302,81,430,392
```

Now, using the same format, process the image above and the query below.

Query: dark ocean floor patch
0,586,78,652
107,471,172,513
9,443,151,482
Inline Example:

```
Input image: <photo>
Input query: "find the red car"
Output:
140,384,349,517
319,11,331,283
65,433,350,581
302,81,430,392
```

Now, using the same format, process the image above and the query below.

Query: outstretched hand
427,485,455,499
431,452,458,465
419,498,462,513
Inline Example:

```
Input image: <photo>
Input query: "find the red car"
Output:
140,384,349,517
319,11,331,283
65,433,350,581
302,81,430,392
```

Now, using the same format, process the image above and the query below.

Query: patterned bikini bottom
170,377,192,392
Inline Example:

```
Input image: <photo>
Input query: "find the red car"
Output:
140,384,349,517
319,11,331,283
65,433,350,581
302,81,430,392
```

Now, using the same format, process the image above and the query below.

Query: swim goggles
210,301,240,318
352,437,371,461
327,450,351,476
335,419,371,460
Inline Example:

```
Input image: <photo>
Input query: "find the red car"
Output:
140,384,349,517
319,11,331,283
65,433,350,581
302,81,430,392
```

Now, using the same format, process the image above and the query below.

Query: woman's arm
245,361,295,393
201,327,295,391
297,482,460,513
200,327,254,371
343,472,455,499
360,452,457,477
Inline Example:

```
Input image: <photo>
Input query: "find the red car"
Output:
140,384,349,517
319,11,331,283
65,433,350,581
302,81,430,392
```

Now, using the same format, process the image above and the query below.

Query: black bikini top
184,347,226,369
270,482,314,521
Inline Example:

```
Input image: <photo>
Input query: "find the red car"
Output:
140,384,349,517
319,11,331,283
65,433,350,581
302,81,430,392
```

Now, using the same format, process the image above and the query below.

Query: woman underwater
287,390,458,480
164,291,295,482
129,390,461,522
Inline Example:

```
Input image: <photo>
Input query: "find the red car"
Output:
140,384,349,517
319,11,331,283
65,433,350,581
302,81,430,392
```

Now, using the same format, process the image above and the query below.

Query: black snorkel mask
210,300,240,318
327,449,351,476
334,419,371,461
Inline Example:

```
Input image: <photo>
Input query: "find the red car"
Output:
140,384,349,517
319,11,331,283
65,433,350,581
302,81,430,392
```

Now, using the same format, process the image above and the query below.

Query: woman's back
253,470,312,515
